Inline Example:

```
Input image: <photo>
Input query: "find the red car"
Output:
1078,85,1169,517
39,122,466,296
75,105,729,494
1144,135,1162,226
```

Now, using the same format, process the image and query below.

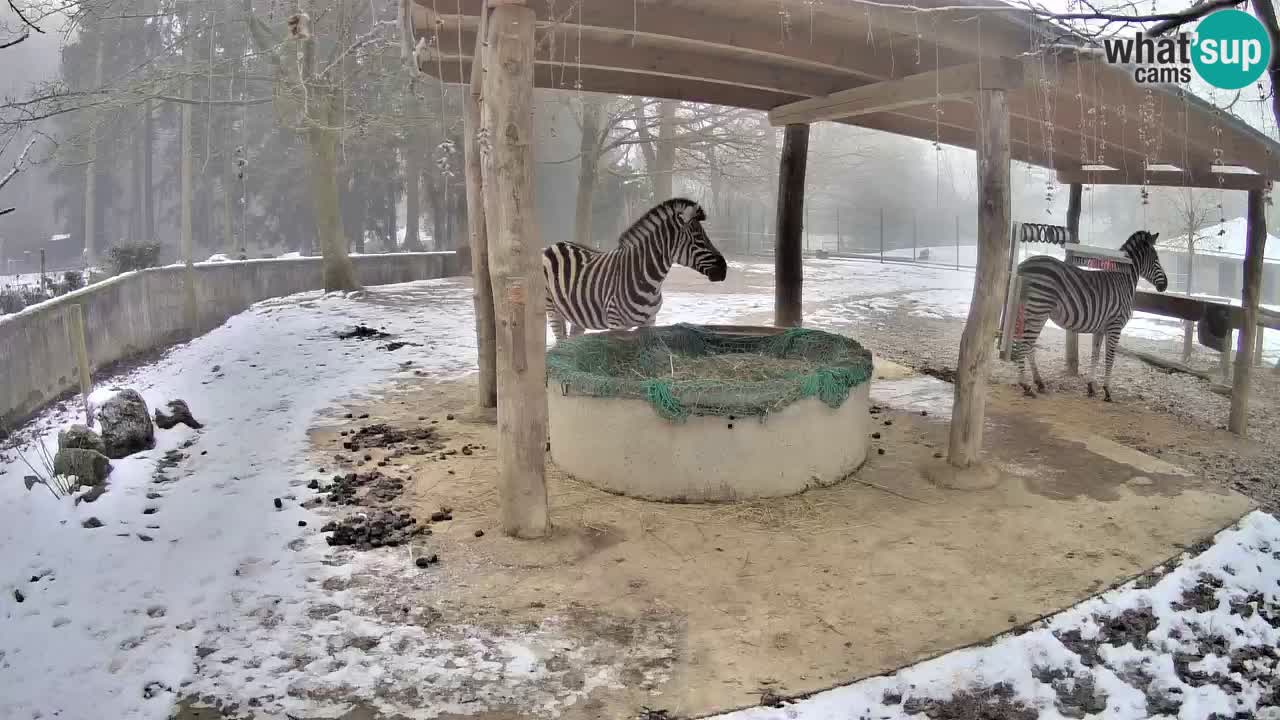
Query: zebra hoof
1020,384,1037,398
1086,382,1096,397
1103,389,1113,402
1035,381,1047,393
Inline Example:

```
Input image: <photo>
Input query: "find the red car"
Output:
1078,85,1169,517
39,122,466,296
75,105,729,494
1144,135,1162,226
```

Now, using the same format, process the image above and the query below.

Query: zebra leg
1087,333,1103,397
568,323,585,337
1028,345,1047,393
546,302,568,342
1102,327,1121,402
1013,311,1050,398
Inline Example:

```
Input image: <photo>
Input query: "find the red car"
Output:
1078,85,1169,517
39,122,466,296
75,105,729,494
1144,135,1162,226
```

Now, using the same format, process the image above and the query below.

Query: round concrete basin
546,324,872,503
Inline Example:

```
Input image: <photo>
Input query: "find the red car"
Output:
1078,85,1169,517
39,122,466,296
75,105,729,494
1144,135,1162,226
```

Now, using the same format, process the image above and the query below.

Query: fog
0,0,1269,277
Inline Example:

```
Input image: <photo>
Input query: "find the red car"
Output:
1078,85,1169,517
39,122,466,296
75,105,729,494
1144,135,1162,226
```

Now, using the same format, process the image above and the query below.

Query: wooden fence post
1063,183,1083,375
481,0,549,538
463,4,497,410
774,123,809,327
1229,188,1267,435
949,88,1011,469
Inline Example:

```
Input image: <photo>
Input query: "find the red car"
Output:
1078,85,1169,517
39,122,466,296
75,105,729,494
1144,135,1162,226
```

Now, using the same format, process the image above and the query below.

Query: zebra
1010,230,1168,402
542,198,728,340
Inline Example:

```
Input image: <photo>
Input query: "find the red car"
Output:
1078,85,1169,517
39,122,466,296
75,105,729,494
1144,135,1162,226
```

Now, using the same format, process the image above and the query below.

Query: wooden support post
955,215,961,269
180,74,198,336
1183,321,1194,363
463,5,497,410
879,208,885,262
1221,329,1233,381
1063,183,1083,375
835,207,842,253
949,88,1011,469
480,1,549,538
1229,188,1267,435
65,304,93,428
912,214,918,261
1254,326,1264,367
774,123,809,327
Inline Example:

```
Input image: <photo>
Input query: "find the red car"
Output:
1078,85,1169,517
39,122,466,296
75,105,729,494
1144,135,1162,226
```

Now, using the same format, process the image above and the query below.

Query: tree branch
8,0,44,33
0,136,37,194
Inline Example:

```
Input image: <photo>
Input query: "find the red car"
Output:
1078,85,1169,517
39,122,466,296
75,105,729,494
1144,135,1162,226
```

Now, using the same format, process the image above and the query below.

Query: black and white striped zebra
1011,230,1168,402
542,198,728,340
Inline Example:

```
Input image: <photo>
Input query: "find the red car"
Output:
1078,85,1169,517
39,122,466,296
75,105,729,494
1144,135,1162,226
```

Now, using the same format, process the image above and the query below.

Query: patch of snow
706,511,1280,720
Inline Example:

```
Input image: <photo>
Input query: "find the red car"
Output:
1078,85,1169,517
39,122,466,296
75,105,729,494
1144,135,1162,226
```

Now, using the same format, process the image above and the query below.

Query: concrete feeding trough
546,324,873,503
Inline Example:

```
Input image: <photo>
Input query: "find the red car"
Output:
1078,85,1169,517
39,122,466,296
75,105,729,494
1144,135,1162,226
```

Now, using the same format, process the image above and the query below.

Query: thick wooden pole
481,1,549,538
463,6,497,409
774,123,809,327
949,89,1011,469
1063,183,1083,375
1229,188,1267,435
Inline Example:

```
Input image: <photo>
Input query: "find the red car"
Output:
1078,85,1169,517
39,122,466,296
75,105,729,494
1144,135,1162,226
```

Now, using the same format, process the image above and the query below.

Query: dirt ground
286,370,1247,719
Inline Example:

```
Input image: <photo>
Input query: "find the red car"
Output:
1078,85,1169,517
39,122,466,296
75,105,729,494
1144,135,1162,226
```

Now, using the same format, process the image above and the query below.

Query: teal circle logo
1192,9,1272,90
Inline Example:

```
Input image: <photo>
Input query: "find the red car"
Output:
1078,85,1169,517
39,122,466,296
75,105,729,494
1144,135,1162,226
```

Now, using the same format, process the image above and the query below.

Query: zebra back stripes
542,198,728,340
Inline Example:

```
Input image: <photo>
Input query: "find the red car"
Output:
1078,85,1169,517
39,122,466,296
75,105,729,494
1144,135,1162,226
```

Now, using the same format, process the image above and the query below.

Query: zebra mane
617,199,706,249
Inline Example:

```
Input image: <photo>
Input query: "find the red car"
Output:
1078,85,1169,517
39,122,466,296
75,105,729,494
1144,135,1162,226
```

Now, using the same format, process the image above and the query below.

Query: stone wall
0,252,464,428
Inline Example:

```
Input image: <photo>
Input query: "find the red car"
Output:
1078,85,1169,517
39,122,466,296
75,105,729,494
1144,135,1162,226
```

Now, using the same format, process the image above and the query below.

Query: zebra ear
1149,232,1159,243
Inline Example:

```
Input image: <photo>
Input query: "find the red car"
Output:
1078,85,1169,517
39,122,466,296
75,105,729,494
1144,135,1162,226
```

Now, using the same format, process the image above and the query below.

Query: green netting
546,324,874,422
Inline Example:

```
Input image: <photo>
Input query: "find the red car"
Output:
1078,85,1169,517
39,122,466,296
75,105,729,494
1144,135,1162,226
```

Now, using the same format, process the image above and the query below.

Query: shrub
61,270,85,293
0,288,24,314
107,242,162,274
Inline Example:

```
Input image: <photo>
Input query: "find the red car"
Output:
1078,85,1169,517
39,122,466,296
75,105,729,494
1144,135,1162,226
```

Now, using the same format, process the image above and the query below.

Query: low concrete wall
0,252,464,428
548,383,871,503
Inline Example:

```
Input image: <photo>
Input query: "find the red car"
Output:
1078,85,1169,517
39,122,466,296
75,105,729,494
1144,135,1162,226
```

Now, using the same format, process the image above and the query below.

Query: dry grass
650,351,821,383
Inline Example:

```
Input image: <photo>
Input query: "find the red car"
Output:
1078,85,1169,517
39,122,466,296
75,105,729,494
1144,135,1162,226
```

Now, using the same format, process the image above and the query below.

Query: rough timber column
1229,187,1268,435
949,88,1011,468
464,5,497,409
774,123,809,327
1063,183,1083,375
481,0,549,538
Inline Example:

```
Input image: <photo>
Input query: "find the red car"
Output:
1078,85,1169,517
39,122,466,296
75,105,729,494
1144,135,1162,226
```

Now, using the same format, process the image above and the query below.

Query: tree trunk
949,89,1011,469
142,99,154,244
181,75,199,334
481,3,549,538
774,124,809,328
84,33,105,266
654,100,676,199
574,97,602,247
305,92,360,291
403,127,423,250
222,123,237,254
464,3,496,409
1229,189,1267,435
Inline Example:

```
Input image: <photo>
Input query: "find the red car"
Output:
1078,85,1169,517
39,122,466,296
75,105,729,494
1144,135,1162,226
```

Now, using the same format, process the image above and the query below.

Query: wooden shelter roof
414,0,1280,188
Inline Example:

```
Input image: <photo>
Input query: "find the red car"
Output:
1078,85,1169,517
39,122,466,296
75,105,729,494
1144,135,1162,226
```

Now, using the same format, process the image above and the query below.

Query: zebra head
1122,230,1168,292
668,200,728,282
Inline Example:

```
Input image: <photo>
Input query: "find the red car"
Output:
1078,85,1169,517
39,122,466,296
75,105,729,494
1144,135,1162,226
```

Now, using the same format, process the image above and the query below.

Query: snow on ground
710,511,1280,720
2,260,1278,719
0,282,480,720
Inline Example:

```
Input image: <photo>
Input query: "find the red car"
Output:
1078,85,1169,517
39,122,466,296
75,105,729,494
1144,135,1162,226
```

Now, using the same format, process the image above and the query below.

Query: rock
58,424,106,455
415,556,430,568
14,589,24,603
97,390,155,459
154,400,203,430
53,447,113,487
82,517,103,529
474,530,484,538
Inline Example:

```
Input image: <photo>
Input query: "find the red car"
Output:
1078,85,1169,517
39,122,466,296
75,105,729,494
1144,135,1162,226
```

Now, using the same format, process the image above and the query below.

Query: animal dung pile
320,509,424,549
